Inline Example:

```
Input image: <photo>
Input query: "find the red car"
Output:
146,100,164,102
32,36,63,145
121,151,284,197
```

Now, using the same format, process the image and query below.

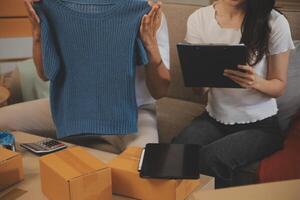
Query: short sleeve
34,3,61,80
268,14,295,56
156,14,170,69
184,11,202,44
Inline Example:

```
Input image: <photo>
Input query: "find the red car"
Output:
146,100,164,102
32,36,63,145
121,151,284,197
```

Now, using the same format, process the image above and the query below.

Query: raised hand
24,0,41,39
139,0,162,49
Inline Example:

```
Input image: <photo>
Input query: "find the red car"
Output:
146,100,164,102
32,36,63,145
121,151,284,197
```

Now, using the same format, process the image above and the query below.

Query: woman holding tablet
173,0,294,188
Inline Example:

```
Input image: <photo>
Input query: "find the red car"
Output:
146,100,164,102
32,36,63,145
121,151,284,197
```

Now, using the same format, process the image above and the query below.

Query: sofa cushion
276,41,300,132
258,111,300,183
163,4,205,104
17,59,50,101
157,97,205,143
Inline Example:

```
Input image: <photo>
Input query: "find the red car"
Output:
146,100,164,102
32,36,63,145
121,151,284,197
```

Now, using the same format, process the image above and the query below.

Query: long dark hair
240,0,276,65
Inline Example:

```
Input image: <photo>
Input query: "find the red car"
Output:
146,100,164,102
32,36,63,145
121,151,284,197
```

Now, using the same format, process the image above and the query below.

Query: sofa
156,3,300,185
2,2,300,186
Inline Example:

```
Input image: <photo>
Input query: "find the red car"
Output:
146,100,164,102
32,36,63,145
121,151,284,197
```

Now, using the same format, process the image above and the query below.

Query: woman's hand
24,0,41,39
139,1,170,99
24,0,48,81
224,65,261,89
139,1,162,50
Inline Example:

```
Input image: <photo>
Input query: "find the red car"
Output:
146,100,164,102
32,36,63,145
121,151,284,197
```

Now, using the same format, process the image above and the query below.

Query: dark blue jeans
172,112,284,188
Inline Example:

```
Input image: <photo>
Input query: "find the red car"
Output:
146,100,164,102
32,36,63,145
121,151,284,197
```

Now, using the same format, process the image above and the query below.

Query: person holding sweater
173,0,294,188
0,0,170,153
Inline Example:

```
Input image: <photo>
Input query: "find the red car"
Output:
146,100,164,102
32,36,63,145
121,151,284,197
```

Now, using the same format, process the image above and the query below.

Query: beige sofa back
163,3,200,103
162,3,300,104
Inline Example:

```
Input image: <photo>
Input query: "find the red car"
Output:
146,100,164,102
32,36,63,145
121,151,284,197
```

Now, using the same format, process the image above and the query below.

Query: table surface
0,86,10,104
191,179,300,200
0,132,215,200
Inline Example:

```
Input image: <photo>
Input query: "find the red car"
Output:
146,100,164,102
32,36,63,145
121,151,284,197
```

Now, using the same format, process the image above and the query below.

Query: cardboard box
0,147,24,191
40,147,112,200
108,147,202,200
0,0,28,17
0,18,32,38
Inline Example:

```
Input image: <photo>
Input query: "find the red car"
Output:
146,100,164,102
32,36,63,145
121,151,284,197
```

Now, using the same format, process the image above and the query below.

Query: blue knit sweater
34,0,150,138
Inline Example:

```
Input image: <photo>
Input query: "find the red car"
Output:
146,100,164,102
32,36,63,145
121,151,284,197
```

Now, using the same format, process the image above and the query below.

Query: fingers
140,4,160,32
238,65,254,74
147,0,161,19
140,15,147,33
32,8,40,24
229,74,254,86
24,0,40,23
227,75,252,88
224,66,261,89
24,1,34,22
147,4,159,22
231,79,250,89
153,5,161,22
142,14,150,25
224,72,255,88
224,69,255,82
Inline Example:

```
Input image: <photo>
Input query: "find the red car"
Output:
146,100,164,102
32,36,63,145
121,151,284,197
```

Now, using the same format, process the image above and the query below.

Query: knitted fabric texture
35,0,150,138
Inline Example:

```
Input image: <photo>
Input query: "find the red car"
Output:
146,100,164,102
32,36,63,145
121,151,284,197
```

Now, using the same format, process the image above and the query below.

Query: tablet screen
140,144,200,179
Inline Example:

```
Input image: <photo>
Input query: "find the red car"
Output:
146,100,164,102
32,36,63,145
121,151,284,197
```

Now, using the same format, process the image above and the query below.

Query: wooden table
0,132,215,200
190,179,300,200
0,86,10,107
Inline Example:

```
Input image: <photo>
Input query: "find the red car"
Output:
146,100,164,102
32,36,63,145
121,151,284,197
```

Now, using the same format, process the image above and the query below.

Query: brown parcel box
108,147,202,200
40,146,112,200
0,147,24,191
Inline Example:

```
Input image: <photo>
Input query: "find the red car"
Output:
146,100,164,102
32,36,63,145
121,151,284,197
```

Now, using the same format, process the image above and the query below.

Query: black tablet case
177,44,247,88
140,144,200,179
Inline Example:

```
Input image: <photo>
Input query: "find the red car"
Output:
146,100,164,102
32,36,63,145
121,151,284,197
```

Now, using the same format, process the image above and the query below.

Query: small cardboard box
0,0,28,17
0,147,24,191
108,147,201,200
40,146,112,200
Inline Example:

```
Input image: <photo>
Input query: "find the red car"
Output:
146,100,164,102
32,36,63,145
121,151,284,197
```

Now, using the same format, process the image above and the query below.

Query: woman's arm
32,33,48,81
254,52,289,97
224,51,290,98
139,2,170,99
24,0,48,81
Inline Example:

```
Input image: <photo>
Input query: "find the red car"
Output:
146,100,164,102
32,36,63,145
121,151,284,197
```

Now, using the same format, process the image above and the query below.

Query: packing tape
55,148,94,174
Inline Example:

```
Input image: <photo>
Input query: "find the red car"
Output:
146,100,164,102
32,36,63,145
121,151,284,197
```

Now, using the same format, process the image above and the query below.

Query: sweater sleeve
135,37,149,66
34,3,61,81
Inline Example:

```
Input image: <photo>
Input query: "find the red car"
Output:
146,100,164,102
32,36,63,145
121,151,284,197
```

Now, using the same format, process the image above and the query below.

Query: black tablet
139,144,200,179
177,43,247,88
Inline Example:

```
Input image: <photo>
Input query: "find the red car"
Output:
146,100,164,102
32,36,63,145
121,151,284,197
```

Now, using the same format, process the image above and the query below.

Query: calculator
20,138,67,154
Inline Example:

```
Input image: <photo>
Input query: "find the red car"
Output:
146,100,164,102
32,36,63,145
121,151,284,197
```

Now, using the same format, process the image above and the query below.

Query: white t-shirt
136,14,170,107
185,5,295,124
